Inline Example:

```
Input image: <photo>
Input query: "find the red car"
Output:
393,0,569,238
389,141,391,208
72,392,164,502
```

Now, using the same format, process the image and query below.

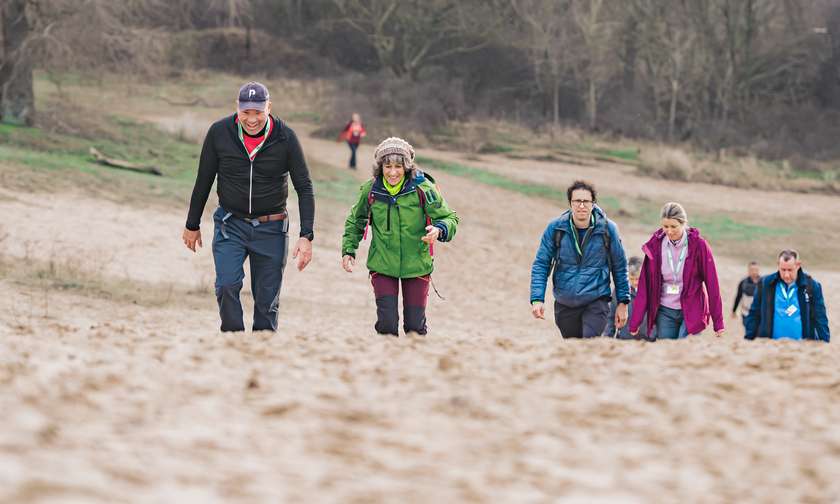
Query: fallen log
89,147,163,176
158,96,211,107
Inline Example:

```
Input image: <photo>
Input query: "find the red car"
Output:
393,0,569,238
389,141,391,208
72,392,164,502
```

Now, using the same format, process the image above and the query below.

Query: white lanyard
666,234,688,280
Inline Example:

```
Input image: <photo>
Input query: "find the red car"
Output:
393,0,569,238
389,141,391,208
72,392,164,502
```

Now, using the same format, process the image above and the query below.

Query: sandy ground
1,123,839,503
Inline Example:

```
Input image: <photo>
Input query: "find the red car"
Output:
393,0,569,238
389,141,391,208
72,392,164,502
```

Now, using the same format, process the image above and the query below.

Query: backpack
548,221,613,278
362,172,438,256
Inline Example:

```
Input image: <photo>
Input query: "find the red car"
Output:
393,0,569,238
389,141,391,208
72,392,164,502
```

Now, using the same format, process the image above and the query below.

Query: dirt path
1,119,838,503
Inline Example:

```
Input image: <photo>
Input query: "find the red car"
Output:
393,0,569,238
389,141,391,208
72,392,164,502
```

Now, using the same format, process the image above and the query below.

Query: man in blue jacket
745,249,830,342
530,180,630,338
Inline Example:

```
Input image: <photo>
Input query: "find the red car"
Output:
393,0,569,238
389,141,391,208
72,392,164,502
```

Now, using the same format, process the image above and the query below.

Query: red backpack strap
415,185,427,211
362,185,375,241
415,186,434,256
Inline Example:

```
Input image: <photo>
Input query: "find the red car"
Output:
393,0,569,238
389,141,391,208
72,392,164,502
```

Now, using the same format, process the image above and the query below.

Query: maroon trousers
370,273,431,336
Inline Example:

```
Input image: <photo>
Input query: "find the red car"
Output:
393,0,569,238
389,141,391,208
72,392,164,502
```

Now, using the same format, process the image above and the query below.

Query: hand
342,255,355,273
730,312,737,320
531,302,545,320
715,329,725,338
421,225,440,244
615,303,628,329
182,228,202,252
292,237,313,271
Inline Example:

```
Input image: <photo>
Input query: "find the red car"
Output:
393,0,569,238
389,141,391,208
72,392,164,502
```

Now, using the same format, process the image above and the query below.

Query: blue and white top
772,281,802,340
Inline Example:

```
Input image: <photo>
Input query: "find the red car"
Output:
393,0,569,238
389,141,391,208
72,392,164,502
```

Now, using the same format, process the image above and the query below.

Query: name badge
786,305,798,317
666,284,680,295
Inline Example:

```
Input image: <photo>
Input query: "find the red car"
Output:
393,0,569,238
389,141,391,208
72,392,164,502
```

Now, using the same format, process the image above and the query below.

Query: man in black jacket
182,82,315,332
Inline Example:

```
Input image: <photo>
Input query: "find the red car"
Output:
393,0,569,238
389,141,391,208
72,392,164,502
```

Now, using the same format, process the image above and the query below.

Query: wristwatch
301,232,314,241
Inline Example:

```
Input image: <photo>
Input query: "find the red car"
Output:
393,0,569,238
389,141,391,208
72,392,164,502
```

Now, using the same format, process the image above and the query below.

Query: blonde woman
629,202,725,340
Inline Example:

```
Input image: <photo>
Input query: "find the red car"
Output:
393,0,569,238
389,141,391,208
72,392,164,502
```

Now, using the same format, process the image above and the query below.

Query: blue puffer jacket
530,205,630,308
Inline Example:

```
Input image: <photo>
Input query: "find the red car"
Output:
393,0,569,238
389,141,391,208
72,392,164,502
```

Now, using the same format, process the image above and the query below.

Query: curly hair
372,153,416,180
566,180,597,204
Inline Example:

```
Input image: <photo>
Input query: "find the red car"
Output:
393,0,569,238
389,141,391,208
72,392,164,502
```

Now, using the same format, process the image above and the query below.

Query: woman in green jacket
341,137,459,336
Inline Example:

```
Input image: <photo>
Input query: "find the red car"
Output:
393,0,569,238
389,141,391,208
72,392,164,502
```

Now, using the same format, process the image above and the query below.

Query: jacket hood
371,169,428,197
764,269,810,288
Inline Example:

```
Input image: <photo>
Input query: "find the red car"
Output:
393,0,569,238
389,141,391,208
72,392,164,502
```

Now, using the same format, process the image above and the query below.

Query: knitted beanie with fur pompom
373,137,415,168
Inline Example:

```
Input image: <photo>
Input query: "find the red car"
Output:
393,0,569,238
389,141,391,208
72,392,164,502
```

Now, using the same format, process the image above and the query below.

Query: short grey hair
661,202,688,225
778,249,799,262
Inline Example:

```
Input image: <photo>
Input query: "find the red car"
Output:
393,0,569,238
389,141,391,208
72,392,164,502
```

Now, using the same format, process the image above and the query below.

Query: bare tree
508,0,572,130
331,0,498,80
0,0,34,125
632,0,696,139
570,0,619,130
207,0,252,28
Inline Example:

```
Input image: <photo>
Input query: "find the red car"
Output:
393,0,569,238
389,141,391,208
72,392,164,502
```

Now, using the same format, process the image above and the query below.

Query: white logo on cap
249,89,256,99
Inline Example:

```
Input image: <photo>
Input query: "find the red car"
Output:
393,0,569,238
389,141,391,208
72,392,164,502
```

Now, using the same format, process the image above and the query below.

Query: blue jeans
348,142,358,168
655,306,688,340
212,207,289,332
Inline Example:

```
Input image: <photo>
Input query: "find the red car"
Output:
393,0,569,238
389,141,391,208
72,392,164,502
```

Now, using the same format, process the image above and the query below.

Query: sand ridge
0,126,838,502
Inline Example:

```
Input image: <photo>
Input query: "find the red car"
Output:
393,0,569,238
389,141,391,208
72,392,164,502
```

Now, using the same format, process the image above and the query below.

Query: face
382,159,405,186
629,274,640,289
778,258,800,285
237,101,271,135
569,189,594,222
661,218,686,242
352,113,361,122
748,264,760,280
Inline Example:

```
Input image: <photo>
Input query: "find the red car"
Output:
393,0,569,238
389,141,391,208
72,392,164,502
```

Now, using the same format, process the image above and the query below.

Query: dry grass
637,145,840,195
0,250,209,319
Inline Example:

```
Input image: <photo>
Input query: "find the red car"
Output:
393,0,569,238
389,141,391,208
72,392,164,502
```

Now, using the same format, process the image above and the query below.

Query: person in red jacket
338,112,367,169
629,202,725,340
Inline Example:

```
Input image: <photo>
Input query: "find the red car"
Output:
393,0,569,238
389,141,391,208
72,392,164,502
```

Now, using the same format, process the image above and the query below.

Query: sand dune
0,128,838,503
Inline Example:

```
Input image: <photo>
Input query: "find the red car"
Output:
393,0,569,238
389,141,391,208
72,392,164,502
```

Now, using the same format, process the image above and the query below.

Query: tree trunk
588,79,597,130
0,0,34,126
622,17,638,93
552,77,560,128
668,79,679,141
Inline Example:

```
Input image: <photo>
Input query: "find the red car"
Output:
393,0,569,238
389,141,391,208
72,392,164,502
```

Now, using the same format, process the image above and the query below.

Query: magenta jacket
628,227,725,336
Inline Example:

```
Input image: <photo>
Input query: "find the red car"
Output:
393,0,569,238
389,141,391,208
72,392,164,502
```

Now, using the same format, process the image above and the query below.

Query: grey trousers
554,299,610,338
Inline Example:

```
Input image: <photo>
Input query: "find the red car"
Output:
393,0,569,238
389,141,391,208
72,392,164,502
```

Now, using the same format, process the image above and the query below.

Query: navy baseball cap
238,81,269,111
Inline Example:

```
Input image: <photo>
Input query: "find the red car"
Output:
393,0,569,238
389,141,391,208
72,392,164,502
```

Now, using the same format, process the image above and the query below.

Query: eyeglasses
571,199,593,207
